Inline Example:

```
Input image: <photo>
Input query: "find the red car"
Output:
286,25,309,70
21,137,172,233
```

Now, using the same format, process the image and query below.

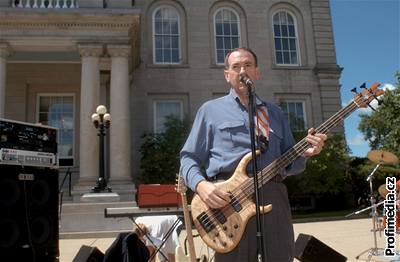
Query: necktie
255,106,270,151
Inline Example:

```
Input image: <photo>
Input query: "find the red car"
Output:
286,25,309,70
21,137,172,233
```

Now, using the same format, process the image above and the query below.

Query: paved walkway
59,217,400,262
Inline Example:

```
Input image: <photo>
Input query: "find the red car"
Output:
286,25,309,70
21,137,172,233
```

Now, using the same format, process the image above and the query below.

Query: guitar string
195,90,375,232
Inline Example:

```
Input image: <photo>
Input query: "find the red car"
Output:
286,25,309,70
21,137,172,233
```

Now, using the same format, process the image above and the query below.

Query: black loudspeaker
0,165,59,262
73,245,105,262
295,233,347,262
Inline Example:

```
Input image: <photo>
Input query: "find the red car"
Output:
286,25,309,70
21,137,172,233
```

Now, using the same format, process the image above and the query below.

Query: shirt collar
229,88,265,107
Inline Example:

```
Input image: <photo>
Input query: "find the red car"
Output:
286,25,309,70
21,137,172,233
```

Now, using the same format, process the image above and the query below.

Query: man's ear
255,67,260,81
224,70,230,83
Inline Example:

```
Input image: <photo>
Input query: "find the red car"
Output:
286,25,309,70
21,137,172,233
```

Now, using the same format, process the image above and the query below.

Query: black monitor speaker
0,164,59,261
295,233,347,262
73,245,105,262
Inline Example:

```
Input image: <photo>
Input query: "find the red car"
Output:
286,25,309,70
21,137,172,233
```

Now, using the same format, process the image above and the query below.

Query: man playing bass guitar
180,47,327,262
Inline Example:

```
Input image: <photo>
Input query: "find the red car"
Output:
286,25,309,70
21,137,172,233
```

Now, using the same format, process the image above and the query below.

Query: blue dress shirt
180,88,307,191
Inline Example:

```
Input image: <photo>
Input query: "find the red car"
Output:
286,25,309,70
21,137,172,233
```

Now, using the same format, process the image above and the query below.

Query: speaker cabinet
73,245,104,262
0,165,59,261
295,233,347,262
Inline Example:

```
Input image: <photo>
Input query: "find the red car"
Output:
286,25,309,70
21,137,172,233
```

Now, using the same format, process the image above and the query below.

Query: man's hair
224,47,258,69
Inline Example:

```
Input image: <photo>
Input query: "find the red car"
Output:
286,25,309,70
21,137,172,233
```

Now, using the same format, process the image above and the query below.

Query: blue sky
330,0,399,157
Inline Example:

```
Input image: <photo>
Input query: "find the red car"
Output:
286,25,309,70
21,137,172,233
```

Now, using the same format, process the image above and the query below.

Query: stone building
0,0,342,201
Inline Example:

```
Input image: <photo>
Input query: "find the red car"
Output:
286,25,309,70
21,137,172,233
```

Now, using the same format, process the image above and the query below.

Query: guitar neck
257,98,358,187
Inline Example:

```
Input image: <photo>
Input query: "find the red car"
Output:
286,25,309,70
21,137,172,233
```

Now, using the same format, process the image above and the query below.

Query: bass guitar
190,82,384,253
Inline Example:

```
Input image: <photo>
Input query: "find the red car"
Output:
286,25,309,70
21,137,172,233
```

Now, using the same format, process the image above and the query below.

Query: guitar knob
229,233,233,238
215,232,219,237
222,242,227,247
222,226,227,231
234,224,239,229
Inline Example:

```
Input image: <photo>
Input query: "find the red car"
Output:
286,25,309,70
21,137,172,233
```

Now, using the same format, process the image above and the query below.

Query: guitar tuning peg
360,83,367,89
351,87,358,94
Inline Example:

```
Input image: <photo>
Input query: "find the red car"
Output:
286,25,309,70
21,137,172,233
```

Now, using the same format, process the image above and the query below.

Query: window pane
165,36,171,48
283,51,290,64
171,49,179,62
231,23,238,35
216,23,223,35
288,25,295,37
232,37,239,49
282,39,289,50
290,51,298,64
155,49,163,63
276,51,283,64
216,37,223,49
171,22,179,34
223,22,231,35
155,21,162,34
163,49,171,62
274,38,282,50
163,21,170,34
281,25,288,37
273,14,280,25
217,50,225,64
171,36,179,48
289,39,296,50
224,37,231,50
274,25,281,37
155,36,162,48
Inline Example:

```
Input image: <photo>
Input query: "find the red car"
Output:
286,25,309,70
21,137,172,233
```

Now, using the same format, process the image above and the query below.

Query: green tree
285,134,350,195
358,74,400,157
139,116,190,184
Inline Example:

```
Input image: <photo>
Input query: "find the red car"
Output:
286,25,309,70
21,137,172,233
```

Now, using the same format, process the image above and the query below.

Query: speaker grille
0,165,59,261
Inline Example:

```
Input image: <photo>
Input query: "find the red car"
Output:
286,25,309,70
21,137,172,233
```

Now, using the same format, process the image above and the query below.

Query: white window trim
152,5,182,65
36,93,75,165
213,7,242,65
272,9,301,66
153,100,183,133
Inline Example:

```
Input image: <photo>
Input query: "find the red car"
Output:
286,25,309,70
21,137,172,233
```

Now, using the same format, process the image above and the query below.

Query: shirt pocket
216,120,248,150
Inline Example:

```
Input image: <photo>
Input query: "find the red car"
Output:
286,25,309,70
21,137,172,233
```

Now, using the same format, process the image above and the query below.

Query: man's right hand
196,180,231,209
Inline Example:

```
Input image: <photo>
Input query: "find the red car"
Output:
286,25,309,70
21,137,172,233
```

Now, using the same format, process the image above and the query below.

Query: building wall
130,0,342,178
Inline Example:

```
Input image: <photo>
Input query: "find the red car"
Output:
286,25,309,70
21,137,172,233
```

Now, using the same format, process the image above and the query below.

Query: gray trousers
214,181,294,262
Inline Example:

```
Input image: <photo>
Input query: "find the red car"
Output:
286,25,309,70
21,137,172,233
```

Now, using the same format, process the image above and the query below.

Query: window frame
152,5,182,65
213,7,242,65
36,93,76,167
272,10,301,66
279,100,307,132
153,99,184,133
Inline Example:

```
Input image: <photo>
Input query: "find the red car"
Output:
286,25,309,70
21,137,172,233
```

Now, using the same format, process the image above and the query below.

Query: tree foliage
358,74,400,157
285,133,351,198
139,116,190,184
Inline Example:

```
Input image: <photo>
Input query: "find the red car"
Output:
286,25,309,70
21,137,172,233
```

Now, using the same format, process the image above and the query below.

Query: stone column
0,43,12,118
77,44,103,184
107,44,132,183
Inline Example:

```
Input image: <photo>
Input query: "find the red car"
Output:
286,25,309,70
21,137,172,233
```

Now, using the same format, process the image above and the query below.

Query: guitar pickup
230,196,242,212
197,212,215,233
212,208,227,224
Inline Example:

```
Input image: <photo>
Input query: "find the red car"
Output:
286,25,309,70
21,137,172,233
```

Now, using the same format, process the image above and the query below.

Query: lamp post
91,105,112,192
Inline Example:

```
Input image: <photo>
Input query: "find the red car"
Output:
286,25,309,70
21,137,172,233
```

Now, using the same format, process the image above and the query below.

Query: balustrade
12,0,78,8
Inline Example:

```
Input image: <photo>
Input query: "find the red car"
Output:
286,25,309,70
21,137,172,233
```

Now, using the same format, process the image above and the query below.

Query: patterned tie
255,106,270,152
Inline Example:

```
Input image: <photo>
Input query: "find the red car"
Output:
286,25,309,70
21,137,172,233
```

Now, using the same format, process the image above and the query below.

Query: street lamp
91,105,112,192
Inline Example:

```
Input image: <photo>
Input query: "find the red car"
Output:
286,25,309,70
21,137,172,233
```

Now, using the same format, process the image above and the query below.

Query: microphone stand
241,74,266,262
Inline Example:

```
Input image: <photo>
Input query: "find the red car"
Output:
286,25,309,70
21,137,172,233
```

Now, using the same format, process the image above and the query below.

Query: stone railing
12,0,79,8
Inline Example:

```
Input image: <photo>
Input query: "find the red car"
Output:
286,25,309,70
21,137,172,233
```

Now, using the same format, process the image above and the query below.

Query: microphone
239,74,254,87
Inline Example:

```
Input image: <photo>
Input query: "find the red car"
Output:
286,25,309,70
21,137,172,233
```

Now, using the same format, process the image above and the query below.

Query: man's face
224,50,260,96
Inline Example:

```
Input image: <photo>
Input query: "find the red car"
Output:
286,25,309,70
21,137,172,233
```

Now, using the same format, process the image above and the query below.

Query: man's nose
240,66,247,74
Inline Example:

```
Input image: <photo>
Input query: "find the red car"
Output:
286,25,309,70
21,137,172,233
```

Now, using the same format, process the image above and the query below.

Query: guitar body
191,152,272,253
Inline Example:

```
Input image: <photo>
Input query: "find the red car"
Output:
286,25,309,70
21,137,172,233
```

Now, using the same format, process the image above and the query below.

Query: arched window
214,8,241,64
273,11,299,65
153,6,181,64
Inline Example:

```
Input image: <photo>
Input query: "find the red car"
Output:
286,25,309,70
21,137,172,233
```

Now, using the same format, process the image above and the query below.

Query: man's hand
303,128,327,157
196,180,231,209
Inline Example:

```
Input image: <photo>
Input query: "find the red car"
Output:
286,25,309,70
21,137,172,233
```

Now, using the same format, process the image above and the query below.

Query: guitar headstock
175,174,187,194
352,82,384,109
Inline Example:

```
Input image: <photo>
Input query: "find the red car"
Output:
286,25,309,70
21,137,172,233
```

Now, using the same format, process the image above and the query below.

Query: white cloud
347,134,367,146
